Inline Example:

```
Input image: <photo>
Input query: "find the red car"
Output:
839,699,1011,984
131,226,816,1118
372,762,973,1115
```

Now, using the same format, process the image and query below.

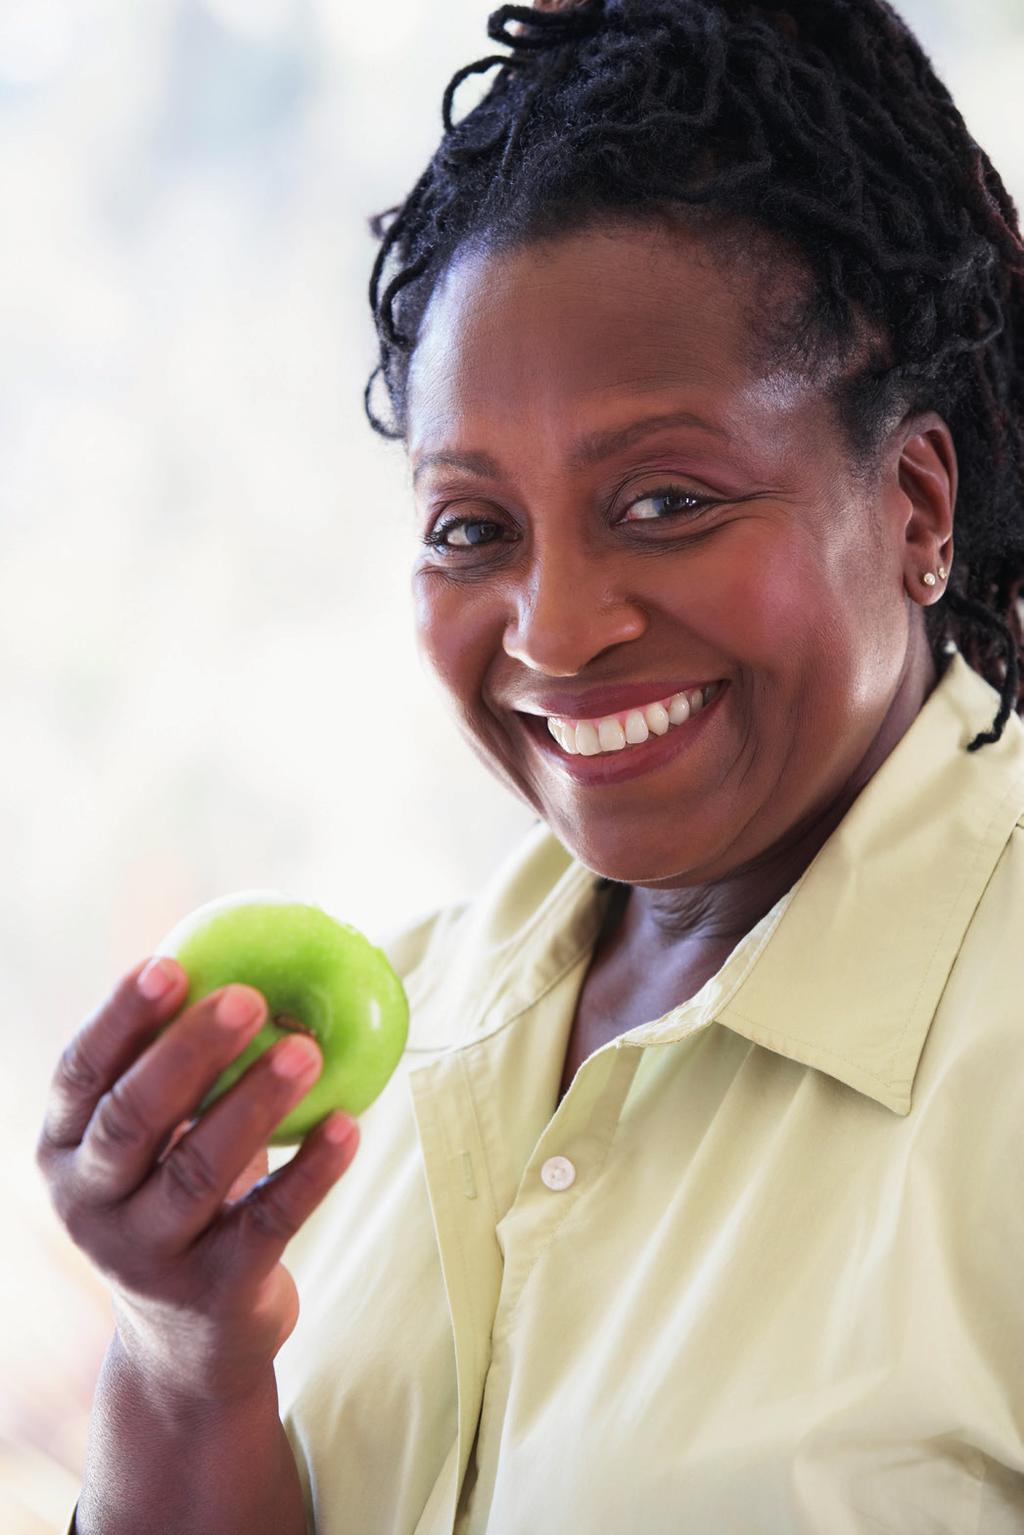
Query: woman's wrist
110,1294,282,1421
74,1330,307,1535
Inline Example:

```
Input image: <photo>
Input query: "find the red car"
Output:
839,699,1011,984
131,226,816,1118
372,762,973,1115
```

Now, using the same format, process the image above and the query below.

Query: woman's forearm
73,1330,308,1535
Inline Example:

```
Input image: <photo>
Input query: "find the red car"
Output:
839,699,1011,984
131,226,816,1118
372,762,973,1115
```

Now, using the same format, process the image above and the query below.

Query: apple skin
154,890,408,1145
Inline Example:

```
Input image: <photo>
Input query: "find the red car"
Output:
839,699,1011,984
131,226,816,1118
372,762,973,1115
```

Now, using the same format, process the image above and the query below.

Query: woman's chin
554,827,728,888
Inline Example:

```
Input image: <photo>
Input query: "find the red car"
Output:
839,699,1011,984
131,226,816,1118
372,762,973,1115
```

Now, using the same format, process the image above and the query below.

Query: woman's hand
35,956,360,1413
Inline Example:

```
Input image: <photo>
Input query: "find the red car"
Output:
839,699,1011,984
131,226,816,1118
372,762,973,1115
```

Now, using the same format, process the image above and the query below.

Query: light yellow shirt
276,651,1024,1534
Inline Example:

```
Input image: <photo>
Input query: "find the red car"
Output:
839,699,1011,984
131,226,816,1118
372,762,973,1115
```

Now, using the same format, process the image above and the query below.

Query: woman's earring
922,573,938,587
938,565,948,581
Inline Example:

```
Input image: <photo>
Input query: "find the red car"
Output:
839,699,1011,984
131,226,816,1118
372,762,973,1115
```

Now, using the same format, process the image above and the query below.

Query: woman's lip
518,681,728,786
515,678,720,722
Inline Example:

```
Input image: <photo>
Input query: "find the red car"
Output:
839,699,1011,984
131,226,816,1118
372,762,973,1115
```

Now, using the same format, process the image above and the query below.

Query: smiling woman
56,3,1024,1534
280,2,1023,1525
399,220,961,909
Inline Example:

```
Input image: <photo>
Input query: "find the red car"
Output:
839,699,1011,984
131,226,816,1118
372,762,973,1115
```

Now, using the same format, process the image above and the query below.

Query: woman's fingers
128,1034,325,1255
37,953,360,1301
67,981,269,1210
161,1119,270,1203
213,1111,360,1280
36,958,189,1158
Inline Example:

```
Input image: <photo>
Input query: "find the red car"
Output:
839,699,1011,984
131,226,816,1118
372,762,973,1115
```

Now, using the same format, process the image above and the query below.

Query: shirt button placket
540,1155,576,1191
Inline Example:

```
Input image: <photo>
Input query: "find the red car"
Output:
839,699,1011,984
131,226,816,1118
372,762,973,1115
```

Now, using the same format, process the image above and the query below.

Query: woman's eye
622,486,712,522
423,484,713,554
424,518,504,550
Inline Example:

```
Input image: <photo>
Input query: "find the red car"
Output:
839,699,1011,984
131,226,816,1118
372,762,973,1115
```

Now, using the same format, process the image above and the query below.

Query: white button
540,1155,576,1191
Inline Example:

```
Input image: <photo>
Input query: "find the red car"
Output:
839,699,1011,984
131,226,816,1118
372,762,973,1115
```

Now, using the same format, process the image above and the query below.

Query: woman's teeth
546,683,721,757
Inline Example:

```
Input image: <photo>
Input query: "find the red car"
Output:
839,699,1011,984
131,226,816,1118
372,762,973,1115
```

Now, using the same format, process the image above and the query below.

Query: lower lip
519,683,728,786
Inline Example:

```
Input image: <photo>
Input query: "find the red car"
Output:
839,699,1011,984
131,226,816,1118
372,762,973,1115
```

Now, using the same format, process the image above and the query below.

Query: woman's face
404,222,950,887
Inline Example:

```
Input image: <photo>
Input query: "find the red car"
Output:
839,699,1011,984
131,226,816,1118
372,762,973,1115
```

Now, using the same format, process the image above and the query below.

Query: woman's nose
501,555,647,675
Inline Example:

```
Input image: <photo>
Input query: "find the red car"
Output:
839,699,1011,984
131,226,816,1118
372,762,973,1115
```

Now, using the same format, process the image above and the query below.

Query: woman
40,1,1024,1531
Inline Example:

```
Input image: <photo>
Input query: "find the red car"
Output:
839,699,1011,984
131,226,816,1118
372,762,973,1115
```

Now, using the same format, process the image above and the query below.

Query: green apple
154,890,408,1145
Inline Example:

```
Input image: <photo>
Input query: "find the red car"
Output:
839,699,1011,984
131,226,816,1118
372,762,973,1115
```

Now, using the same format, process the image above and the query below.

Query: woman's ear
894,412,957,595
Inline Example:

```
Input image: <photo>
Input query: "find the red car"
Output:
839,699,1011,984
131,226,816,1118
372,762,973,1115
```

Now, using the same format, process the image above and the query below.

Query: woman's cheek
668,542,800,668
412,575,495,700
411,574,459,687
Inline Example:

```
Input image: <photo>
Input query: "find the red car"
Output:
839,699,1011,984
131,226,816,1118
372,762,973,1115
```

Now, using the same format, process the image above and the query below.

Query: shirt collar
623,653,1024,1115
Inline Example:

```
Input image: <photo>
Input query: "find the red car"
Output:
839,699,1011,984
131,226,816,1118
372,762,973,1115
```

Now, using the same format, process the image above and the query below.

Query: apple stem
274,1012,315,1037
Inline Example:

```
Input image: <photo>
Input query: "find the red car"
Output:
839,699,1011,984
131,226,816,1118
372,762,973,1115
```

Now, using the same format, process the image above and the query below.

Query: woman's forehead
406,225,824,450
417,220,769,335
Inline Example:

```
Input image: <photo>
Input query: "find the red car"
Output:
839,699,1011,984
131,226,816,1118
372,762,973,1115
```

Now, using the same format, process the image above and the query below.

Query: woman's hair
363,0,1024,752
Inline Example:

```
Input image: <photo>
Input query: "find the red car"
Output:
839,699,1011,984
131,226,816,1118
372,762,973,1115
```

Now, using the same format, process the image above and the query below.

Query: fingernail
271,1036,321,1079
138,958,176,1001
323,1113,357,1147
216,986,265,1030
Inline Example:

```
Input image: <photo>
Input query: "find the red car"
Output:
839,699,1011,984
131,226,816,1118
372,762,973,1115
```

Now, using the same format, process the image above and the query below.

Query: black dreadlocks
363,0,1024,752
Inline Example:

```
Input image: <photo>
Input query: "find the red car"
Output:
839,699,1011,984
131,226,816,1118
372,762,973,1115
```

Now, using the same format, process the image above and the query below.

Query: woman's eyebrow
412,410,728,488
568,409,730,469
412,449,499,488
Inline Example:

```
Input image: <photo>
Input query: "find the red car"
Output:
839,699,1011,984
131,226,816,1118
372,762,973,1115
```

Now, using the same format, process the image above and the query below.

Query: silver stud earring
922,573,937,587
938,565,948,581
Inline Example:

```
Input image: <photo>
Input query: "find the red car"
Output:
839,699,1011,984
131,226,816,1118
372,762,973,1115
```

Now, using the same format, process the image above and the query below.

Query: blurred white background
4,0,1023,1527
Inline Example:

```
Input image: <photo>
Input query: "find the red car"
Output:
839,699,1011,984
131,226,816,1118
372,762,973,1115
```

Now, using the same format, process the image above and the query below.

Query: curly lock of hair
363,0,1024,753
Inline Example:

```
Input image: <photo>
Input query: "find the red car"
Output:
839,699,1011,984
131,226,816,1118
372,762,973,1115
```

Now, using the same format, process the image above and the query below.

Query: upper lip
511,679,721,721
